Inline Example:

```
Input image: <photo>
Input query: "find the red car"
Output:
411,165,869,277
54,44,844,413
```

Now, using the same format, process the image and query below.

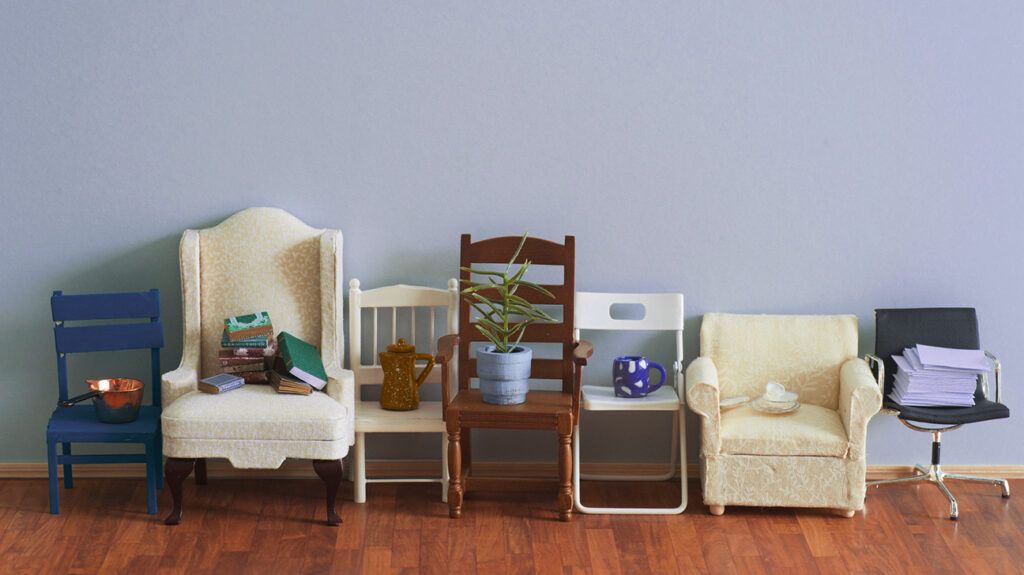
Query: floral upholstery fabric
720,404,849,458
687,314,882,511
700,313,858,410
162,386,350,441
161,208,355,468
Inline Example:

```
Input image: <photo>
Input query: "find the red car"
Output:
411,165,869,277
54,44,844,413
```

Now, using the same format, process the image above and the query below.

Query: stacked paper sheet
889,344,989,407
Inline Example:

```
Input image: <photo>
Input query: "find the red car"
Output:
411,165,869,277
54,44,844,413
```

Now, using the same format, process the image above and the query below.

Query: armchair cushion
720,404,849,458
162,386,351,442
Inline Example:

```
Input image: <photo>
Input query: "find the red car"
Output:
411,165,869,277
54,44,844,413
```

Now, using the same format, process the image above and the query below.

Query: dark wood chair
437,234,593,522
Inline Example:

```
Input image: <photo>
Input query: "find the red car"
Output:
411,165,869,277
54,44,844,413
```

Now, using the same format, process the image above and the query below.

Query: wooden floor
0,477,1020,574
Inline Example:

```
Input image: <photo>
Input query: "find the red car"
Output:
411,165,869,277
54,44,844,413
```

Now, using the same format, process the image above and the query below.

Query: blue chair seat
48,405,161,438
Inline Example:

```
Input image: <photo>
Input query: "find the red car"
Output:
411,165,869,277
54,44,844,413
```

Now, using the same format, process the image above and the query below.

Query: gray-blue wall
2,2,1021,466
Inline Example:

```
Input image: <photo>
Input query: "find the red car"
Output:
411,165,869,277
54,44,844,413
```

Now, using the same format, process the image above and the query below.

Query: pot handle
61,390,101,407
413,353,436,389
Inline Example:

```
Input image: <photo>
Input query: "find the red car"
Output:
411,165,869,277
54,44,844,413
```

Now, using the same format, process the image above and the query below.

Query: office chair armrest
161,365,198,407
985,350,1002,403
685,357,721,455
839,358,883,460
863,353,884,389
325,364,356,446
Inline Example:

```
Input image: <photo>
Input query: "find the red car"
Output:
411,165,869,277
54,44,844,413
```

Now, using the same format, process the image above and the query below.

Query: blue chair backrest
51,289,164,406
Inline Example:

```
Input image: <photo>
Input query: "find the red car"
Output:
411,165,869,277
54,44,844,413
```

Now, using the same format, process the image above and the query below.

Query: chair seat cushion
720,403,849,458
162,386,348,441
886,397,1010,425
355,400,445,433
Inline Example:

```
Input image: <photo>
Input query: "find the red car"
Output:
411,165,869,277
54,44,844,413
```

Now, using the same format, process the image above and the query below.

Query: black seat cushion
875,308,1010,426
885,397,1009,425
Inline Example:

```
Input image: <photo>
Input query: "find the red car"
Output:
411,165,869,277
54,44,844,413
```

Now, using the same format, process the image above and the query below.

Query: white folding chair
348,279,458,503
572,291,687,514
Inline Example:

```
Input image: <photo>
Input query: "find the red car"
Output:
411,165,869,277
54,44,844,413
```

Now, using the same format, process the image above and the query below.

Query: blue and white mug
613,356,667,398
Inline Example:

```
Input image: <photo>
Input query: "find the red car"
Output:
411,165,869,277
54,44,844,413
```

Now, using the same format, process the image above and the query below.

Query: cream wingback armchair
686,313,882,517
160,208,354,526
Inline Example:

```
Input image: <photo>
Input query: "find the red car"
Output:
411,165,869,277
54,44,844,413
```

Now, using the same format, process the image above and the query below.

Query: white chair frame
572,291,687,515
348,279,458,503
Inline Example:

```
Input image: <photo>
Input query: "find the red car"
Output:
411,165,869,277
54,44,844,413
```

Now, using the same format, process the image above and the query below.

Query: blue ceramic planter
476,346,532,405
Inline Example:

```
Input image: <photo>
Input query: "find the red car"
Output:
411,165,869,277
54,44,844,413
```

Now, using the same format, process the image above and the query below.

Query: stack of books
219,311,276,385
890,344,990,407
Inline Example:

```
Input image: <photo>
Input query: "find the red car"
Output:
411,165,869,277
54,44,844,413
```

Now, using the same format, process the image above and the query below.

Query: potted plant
461,233,556,405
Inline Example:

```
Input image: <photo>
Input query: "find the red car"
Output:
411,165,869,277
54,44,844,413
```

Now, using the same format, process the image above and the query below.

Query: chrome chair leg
942,472,1011,498
867,472,929,487
933,474,959,520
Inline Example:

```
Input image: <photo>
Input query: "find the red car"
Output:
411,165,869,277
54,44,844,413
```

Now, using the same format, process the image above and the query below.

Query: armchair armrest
685,357,721,455
839,358,883,460
435,334,460,420
162,365,198,407
573,340,593,366
324,363,355,446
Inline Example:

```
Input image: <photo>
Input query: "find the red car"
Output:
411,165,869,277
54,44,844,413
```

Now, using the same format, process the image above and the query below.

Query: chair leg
144,439,158,515
447,428,463,519
163,457,195,525
708,504,725,516
195,458,208,485
934,476,959,520
312,459,344,526
942,472,1012,498
61,443,73,489
441,432,449,504
46,437,59,515
558,430,573,522
353,432,366,504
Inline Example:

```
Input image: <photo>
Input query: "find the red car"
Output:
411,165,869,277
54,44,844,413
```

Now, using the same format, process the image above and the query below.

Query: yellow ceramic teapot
378,338,435,411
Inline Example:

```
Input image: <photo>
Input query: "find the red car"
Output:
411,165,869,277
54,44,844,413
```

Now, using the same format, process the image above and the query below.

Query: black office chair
865,308,1010,520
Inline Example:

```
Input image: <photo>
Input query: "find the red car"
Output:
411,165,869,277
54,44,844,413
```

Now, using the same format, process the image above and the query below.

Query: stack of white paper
889,344,989,407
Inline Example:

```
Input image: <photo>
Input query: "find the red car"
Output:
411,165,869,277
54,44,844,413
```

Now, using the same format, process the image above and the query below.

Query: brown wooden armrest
573,340,593,366
436,334,460,420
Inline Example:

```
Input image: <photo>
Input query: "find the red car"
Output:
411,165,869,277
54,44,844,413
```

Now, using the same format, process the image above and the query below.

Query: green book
224,311,274,342
276,331,327,390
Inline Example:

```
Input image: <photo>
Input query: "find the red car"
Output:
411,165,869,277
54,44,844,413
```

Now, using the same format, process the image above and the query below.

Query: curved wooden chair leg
313,459,344,526
163,458,195,525
195,458,208,485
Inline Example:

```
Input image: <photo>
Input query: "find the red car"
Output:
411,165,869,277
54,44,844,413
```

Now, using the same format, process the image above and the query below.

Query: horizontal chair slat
55,322,164,353
464,284,567,304
463,322,570,343
468,358,567,380
51,290,160,321
466,237,569,266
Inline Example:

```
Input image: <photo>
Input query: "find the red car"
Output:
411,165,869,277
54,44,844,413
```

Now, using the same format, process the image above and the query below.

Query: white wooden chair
572,291,687,515
348,279,458,503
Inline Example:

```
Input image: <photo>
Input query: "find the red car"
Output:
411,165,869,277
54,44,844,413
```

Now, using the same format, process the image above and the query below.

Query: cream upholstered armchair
686,313,882,516
160,208,354,526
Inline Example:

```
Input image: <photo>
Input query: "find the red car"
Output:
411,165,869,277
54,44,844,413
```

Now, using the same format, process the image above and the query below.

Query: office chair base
868,463,1010,520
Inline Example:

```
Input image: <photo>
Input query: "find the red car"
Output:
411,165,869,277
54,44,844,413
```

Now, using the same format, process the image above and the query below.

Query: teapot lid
385,338,416,354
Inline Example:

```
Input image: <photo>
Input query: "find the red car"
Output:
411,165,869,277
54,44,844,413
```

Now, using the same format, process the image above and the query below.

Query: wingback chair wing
160,207,354,526
686,313,882,516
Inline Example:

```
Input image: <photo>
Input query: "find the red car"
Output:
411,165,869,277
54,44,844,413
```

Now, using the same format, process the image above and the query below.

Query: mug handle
413,353,436,388
647,361,667,394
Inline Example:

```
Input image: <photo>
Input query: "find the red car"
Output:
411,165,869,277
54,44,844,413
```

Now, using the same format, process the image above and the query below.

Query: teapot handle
413,353,435,388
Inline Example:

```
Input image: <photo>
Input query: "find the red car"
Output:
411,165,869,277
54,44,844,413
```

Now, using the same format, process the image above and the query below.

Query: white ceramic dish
750,397,800,414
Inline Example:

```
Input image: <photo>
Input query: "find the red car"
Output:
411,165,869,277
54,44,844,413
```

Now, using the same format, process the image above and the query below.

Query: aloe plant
461,232,557,353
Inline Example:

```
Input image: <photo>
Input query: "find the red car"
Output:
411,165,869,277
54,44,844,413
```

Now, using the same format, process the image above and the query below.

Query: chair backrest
574,291,685,389
51,289,164,405
700,313,858,410
349,279,459,396
190,208,338,378
458,234,576,394
874,308,981,399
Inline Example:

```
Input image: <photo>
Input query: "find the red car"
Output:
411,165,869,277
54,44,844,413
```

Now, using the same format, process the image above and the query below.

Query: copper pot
61,378,144,423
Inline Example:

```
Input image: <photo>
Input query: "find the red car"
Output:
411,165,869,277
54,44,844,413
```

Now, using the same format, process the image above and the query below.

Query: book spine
239,370,269,384
222,363,265,373
227,325,275,342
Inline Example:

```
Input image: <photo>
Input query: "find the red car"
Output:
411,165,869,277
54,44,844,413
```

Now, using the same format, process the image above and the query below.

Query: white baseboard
1,460,1021,480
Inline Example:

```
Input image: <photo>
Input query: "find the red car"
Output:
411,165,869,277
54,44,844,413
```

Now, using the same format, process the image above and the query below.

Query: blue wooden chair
47,289,165,515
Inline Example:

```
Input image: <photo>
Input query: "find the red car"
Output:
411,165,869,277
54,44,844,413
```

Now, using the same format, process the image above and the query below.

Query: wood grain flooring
0,476,1020,574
